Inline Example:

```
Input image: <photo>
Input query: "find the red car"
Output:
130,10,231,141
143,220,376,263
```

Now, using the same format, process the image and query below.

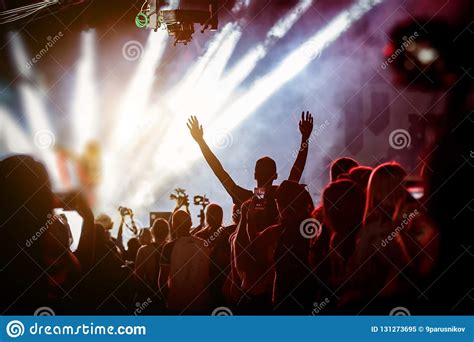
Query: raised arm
288,111,313,182
187,116,240,199
116,216,125,255
71,193,95,270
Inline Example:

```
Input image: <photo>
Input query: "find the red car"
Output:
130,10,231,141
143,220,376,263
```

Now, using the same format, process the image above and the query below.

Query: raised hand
187,115,204,143
62,191,93,221
299,111,313,140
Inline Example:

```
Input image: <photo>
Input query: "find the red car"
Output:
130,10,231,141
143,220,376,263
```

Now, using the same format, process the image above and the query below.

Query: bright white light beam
210,0,384,134
141,0,313,176
108,31,168,150
19,84,62,189
71,30,98,154
129,0,384,211
208,0,314,118
99,31,168,210
111,23,242,205
0,107,34,154
10,33,62,188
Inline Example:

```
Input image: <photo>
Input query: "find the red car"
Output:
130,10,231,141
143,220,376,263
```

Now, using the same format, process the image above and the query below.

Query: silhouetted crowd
0,113,471,315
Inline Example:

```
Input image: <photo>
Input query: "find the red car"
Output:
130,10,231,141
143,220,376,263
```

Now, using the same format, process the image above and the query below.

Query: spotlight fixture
385,19,472,90
136,0,219,46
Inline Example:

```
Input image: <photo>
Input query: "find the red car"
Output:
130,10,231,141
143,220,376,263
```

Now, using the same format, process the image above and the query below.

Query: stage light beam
0,107,34,154
9,32,62,188
138,0,313,181
127,0,384,212
99,31,168,211
210,0,314,118
210,0,384,133
108,31,168,150
71,30,98,154
19,84,62,188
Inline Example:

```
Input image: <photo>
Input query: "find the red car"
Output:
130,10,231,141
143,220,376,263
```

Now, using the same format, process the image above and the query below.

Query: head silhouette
365,162,407,224
322,180,365,236
127,237,141,260
275,180,313,222
139,228,153,245
330,157,359,181
254,157,277,187
171,210,192,239
151,218,170,245
205,203,223,229
348,166,373,192
0,155,54,242
95,213,113,231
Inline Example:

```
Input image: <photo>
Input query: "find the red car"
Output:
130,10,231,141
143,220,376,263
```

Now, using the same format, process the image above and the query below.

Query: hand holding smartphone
53,191,80,211
53,191,93,221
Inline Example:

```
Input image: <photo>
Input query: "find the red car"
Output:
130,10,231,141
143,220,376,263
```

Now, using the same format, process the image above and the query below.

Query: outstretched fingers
187,116,198,128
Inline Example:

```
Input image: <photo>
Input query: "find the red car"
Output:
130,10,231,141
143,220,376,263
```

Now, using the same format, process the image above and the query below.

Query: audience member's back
0,155,74,313
343,163,412,311
308,157,359,300
259,180,315,314
161,210,211,313
322,180,365,290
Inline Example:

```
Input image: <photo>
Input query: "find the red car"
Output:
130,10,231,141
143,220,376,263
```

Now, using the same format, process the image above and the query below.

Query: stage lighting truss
136,0,219,46
0,0,88,25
